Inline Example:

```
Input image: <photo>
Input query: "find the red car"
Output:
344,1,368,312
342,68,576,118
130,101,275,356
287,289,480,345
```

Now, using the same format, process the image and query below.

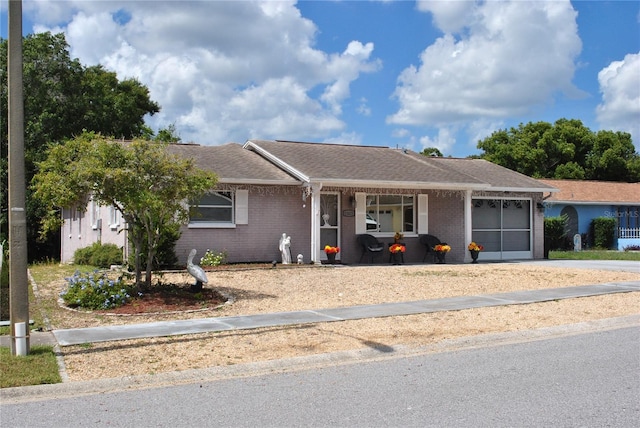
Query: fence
618,227,640,239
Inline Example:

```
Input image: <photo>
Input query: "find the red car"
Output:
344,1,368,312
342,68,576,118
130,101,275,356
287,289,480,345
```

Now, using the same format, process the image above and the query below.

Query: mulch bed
94,263,317,315
97,283,227,315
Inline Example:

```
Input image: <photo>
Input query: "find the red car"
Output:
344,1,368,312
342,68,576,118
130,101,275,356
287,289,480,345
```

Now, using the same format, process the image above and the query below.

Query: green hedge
74,242,123,268
591,217,616,249
544,215,569,251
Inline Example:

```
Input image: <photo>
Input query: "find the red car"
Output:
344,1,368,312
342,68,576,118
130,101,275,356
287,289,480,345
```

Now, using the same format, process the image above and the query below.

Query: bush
544,215,569,251
61,270,138,310
591,217,616,249
200,249,228,267
74,242,123,268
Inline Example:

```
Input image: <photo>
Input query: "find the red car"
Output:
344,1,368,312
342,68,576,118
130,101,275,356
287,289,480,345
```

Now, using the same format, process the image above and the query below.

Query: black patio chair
356,234,385,263
419,234,442,263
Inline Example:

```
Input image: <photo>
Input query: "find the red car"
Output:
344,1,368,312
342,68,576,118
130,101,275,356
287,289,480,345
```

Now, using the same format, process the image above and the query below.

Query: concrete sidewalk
40,280,640,346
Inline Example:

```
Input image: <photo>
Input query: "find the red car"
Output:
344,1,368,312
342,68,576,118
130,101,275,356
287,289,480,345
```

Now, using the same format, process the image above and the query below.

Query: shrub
544,215,569,250
61,270,138,310
74,242,123,268
591,217,616,249
200,249,228,267
623,244,640,251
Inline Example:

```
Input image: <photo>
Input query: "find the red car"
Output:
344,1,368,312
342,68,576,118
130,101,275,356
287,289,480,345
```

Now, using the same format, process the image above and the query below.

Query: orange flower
389,244,406,253
324,245,340,254
434,244,451,253
467,242,484,251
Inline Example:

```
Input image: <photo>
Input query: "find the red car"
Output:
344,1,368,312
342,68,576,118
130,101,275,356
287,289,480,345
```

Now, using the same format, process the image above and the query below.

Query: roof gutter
485,186,560,193
312,178,486,190
544,200,640,206
216,178,302,186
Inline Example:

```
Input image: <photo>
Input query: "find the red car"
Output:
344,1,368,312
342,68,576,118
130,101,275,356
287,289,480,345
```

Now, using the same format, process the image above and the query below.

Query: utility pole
8,0,29,356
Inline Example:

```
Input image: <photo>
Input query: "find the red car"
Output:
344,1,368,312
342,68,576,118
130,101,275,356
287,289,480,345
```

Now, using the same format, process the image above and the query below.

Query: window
189,190,248,228
91,199,100,229
109,205,120,230
364,194,415,234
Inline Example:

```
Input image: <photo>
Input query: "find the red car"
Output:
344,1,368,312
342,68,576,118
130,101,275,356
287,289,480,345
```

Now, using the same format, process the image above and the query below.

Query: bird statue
187,249,208,292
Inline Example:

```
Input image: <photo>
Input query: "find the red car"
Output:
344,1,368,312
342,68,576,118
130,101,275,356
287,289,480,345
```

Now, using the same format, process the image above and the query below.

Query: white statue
279,233,292,264
297,254,304,264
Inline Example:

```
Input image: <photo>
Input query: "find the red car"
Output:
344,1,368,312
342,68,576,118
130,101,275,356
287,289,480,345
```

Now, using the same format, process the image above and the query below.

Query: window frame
109,205,120,230
356,192,418,237
189,191,237,229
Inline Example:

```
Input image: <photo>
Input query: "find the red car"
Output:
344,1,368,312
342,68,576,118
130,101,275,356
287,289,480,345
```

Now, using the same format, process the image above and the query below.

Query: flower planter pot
391,252,402,265
436,252,446,264
326,252,336,264
469,250,479,263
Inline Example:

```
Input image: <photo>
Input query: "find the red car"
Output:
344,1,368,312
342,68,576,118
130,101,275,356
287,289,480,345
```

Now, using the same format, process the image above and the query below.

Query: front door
320,193,340,260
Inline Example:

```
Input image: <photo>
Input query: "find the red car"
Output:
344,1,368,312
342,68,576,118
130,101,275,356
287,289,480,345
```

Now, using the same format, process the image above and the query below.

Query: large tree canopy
1,32,160,259
32,133,217,289
476,119,640,182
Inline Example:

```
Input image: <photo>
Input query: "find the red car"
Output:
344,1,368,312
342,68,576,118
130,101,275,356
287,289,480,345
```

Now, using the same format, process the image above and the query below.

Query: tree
420,147,443,157
476,119,639,182
32,133,217,289
154,124,182,143
0,32,160,259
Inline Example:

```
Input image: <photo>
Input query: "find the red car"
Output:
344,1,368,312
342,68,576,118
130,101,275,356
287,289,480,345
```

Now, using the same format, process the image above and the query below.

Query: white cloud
596,52,640,147
391,128,410,138
31,0,379,145
416,0,475,34
419,128,457,155
388,0,583,129
466,119,505,151
320,132,363,146
357,97,372,116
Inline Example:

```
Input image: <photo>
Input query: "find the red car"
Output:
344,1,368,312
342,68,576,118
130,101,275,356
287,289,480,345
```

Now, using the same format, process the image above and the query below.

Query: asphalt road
2,319,638,427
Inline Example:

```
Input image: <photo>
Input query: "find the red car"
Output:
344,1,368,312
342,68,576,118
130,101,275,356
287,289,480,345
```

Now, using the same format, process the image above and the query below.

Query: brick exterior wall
424,190,465,264
175,188,312,265
61,189,546,265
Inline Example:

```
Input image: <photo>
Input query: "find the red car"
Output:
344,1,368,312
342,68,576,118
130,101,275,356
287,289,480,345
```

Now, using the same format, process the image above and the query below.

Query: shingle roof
539,179,640,205
415,156,557,192
245,140,485,189
166,143,299,185
245,140,554,191
165,139,555,192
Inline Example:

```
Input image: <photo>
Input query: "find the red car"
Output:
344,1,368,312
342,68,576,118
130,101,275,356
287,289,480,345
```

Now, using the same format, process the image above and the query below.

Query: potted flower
393,232,404,243
433,243,451,263
389,243,405,264
467,242,484,264
324,245,340,264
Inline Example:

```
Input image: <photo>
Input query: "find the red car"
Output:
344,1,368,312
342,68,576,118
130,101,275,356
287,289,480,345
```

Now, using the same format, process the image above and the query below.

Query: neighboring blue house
539,179,640,251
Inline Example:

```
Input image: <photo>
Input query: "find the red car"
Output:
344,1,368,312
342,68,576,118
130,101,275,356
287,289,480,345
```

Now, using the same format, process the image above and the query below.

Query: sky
1,0,639,157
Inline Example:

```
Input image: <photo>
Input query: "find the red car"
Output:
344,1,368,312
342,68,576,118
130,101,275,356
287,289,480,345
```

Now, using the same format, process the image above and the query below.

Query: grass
1,262,99,388
0,345,62,388
549,249,640,261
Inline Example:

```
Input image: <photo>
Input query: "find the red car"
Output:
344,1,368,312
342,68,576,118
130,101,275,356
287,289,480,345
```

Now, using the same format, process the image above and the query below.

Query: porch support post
464,190,473,263
310,183,323,264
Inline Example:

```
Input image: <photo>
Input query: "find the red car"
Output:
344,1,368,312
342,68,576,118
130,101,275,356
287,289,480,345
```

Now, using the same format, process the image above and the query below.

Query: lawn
0,345,62,388
549,250,640,261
